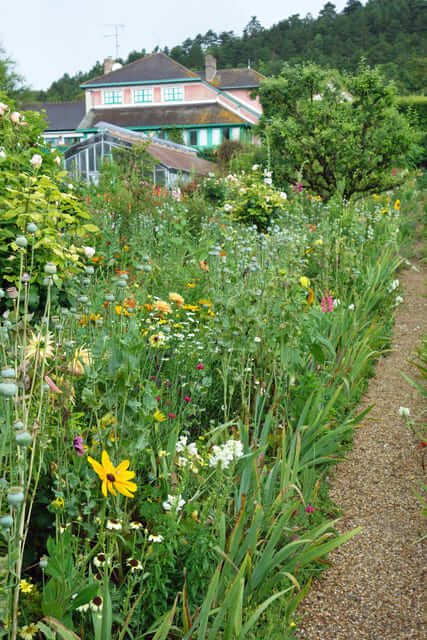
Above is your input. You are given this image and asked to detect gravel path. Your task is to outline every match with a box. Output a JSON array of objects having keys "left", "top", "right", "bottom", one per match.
[{"left": 297, "top": 251, "right": 426, "bottom": 640}]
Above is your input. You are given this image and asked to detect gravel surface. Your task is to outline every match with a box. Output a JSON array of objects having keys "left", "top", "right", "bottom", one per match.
[{"left": 296, "top": 252, "right": 426, "bottom": 640}]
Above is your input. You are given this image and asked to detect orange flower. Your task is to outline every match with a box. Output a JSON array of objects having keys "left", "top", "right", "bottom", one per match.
[
  {"left": 307, "top": 288, "right": 315, "bottom": 305},
  {"left": 200, "top": 260, "right": 209, "bottom": 272},
  {"left": 154, "top": 300, "right": 172, "bottom": 314},
  {"left": 169, "top": 292, "right": 184, "bottom": 307}
]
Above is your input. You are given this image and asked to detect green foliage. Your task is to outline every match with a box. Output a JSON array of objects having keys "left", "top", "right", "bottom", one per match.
[
  {"left": 0, "top": 98, "right": 95, "bottom": 298},
  {"left": 257, "top": 61, "right": 419, "bottom": 200},
  {"left": 221, "top": 167, "right": 287, "bottom": 231},
  {"left": 397, "top": 95, "right": 427, "bottom": 165}
]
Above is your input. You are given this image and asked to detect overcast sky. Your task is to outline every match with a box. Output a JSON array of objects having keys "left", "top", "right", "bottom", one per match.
[{"left": 1, "top": 0, "right": 349, "bottom": 90}]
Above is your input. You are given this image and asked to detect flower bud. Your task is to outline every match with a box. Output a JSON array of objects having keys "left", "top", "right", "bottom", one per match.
[{"left": 26, "top": 222, "right": 38, "bottom": 233}]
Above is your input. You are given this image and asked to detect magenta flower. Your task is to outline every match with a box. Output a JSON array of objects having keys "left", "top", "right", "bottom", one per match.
[
  {"left": 196, "top": 363, "right": 204, "bottom": 370},
  {"left": 168, "top": 413, "right": 176, "bottom": 419},
  {"left": 305, "top": 505, "right": 314, "bottom": 513},
  {"left": 184, "top": 396, "right": 191, "bottom": 403},
  {"left": 73, "top": 436, "right": 85, "bottom": 456},
  {"left": 327, "top": 296, "right": 334, "bottom": 312}
]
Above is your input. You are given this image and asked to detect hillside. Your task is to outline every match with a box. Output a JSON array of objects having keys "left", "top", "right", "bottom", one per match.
[{"left": 27, "top": 0, "right": 426, "bottom": 102}]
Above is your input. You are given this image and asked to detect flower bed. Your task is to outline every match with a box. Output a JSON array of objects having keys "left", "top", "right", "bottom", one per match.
[{"left": 0, "top": 97, "right": 419, "bottom": 639}]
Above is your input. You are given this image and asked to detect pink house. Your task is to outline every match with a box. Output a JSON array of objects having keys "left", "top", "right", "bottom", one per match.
[{"left": 78, "top": 52, "right": 263, "bottom": 148}]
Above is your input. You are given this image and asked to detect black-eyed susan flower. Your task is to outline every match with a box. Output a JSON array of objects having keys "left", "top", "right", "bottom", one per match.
[
  {"left": 127, "top": 557, "right": 143, "bottom": 572},
  {"left": 153, "top": 409, "right": 166, "bottom": 422},
  {"left": 149, "top": 332, "right": 165, "bottom": 347},
  {"left": 87, "top": 450, "right": 137, "bottom": 498}
]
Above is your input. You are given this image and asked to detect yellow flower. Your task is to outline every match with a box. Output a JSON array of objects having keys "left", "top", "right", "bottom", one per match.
[
  {"left": 153, "top": 409, "right": 166, "bottom": 422},
  {"left": 300, "top": 276, "right": 310, "bottom": 288},
  {"left": 314, "top": 238, "right": 323, "bottom": 246},
  {"left": 20, "top": 579, "right": 35, "bottom": 594},
  {"left": 198, "top": 299, "right": 212, "bottom": 308},
  {"left": 394, "top": 199, "right": 400, "bottom": 211},
  {"left": 154, "top": 300, "right": 172, "bottom": 314},
  {"left": 25, "top": 332, "right": 54, "bottom": 362},
  {"left": 182, "top": 304, "right": 199, "bottom": 311},
  {"left": 307, "top": 288, "right": 315, "bottom": 305},
  {"left": 18, "top": 623, "right": 39, "bottom": 639},
  {"left": 149, "top": 332, "right": 165, "bottom": 347},
  {"left": 88, "top": 450, "right": 137, "bottom": 498},
  {"left": 169, "top": 292, "right": 184, "bottom": 307},
  {"left": 51, "top": 496, "right": 65, "bottom": 510},
  {"left": 68, "top": 347, "right": 91, "bottom": 376},
  {"left": 185, "top": 282, "right": 196, "bottom": 288}
]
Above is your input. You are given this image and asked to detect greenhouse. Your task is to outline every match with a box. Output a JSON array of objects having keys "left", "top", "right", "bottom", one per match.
[{"left": 63, "top": 122, "right": 215, "bottom": 185}]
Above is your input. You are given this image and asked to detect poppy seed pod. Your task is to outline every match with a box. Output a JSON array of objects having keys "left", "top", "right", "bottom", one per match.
[
  {"left": 7, "top": 487, "right": 24, "bottom": 506},
  {"left": 15, "top": 236, "right": 28, "bottom": 248},
  {"left": 0, "top": 383, "right": 18, "bottom": 397}
]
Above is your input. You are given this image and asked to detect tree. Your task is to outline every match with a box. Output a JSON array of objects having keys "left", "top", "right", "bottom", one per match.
[
  {"left": 257, "top": 61, "right": 419, "bottom": 200},
  {"left": 0, "top": 45, "right": 27, "bottom": 98}
]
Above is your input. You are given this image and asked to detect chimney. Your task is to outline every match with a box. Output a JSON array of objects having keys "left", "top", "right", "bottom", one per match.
[
  {"left": 104, "top": 57, "right": 114, "bottom": 75},
  {"left": 205, "top": 55, "right": 217, "bottom": 83}
]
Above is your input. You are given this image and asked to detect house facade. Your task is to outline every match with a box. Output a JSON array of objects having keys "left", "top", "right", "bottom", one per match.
[{"left": 23, "top": 53, "right": 263, "bottom": 150}]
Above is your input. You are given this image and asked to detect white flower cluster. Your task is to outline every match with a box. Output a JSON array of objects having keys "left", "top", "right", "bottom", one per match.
[
  {"left": 398, "top": 406, "right": 410, "bottom": 417},
  {"left": 209, "top": 439, "right": 244, "bottom": 469},
  {"left": 175, "top": 436, "right": 201, "bottom": 471},
  {"left": 162, "top": 494, "right": 185, "bottom": 512},
  {"left": 388, "top": 279, "right": 399, "bottom": 292}
]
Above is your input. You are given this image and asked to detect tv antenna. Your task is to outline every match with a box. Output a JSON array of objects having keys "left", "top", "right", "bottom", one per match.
[{"left": 104, "top": 24, "right": 125, "bottom": 59}]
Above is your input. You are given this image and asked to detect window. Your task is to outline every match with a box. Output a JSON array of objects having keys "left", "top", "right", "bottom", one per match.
[
  {"left": 134, "top": 88, "right": 153, "bottom": 103},
  {"left": 189, "top": 129, "right": 198, "bottom": 146},
  {"left": 163, "top": 86, "right": 184, "bottom": 102},
  {"left": 103, "top": 90, "right": 123, "bottom": 105},
  {"left": 222, "top": 127, "right": 231, "bottom": 141}
]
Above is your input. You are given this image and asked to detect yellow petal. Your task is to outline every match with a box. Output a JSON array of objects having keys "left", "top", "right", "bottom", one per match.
[
  {"left": 101, "top": 480, "right": 108, "bottom": 497},
  {"left": 116, "top": 460, "right": 130, "bottom": 473},
  {"left": 88, "top": 456, "right": 104, "bottom": 479}
]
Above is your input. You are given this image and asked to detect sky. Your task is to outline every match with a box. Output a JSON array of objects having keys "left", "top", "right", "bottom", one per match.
[{"left": 1, "top": 0, "right": 349, "bottom": 90}]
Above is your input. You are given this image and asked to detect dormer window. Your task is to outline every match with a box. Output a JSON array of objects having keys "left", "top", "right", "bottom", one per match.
[
  {"left": 163, "top": 86, "right": 184, "bottom": 102},
  {"left": 103, "top": 90, "right": 123, "bottom": 105},
  {"left": 134, "top": 88, "right": 153, "bottom": 103}
]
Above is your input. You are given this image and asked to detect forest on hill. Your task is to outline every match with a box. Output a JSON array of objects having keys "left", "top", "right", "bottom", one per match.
[{"left": 15, "top": 0, "right": 427, "bottom": 102}]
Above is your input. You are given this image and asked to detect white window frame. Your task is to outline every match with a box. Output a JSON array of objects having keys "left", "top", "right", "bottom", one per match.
[
  {"left": 103, "top": 89, "right": 123, "bottom": 105},
  {"left": 133, "top": 88, "right": 153, "bottom": 104},
  {"left": 163, "top": 86, "right": 184, "bottom": 102}
]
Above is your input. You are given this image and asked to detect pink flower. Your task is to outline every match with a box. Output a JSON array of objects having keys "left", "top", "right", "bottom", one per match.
[
  {"left": 44, "top": 375, "right": 61, "bottom": 393},
  {"left": 305, "top": 505, "right": 314, "bottom": 513},
  {"left": 184, "top": 396, "right": 191, "bottom": 403},
  {"left": 168, "top": 413, "right": 176, "bottom": 419},
  {"left": 73, "top": 435, "right": 85, "bottom": 456},
  {"left": 327, "top": 296, "right": 333, "bottom": 312},
  {"left": 321, "top": 297, "right": 327, "bottom": 313},
  {"left": 10, "top": 111, "right": 21, "bottom": 124},
  {"left": 196, "top": 363, "right": 204, "bottom": 370},
  {"left": 0, "top": 102, "right": 7, "bottom": 116},
  {"left": 155, "top": 396, "right": 161, "bottom": 402},
  {"left": 30, "top": 154, "right": 43, "bottom": 168}
]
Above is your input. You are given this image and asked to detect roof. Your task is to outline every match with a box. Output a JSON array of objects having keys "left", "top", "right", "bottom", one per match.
[
  {"left": 21, "top": 101, "right": 85, "bottom": 131},
  {"left": 82, "top": 52, "right": 198, "bottom": 86},
  {"left": 65, "top": 122, "right": 216, "bottom": 176},
  {"left": 78, "top": 103, "right": 248, "bottom": 130},
  {"left": 148, "top": 141, "right": 214, "bottom": 174},
  {"left": 201, "top": 68, "right": 264, "bottom": 89}
]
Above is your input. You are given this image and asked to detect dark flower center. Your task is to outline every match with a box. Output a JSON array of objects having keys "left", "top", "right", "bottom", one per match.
[
  {"left": 129, "top": 559, "right": 138, "bottom": 567},
  {"left": 107, "top": 473, "right": 115, "bottom": 482},
  {"left": 93, "top": 596, "right": 102, "bottom": 606}
]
